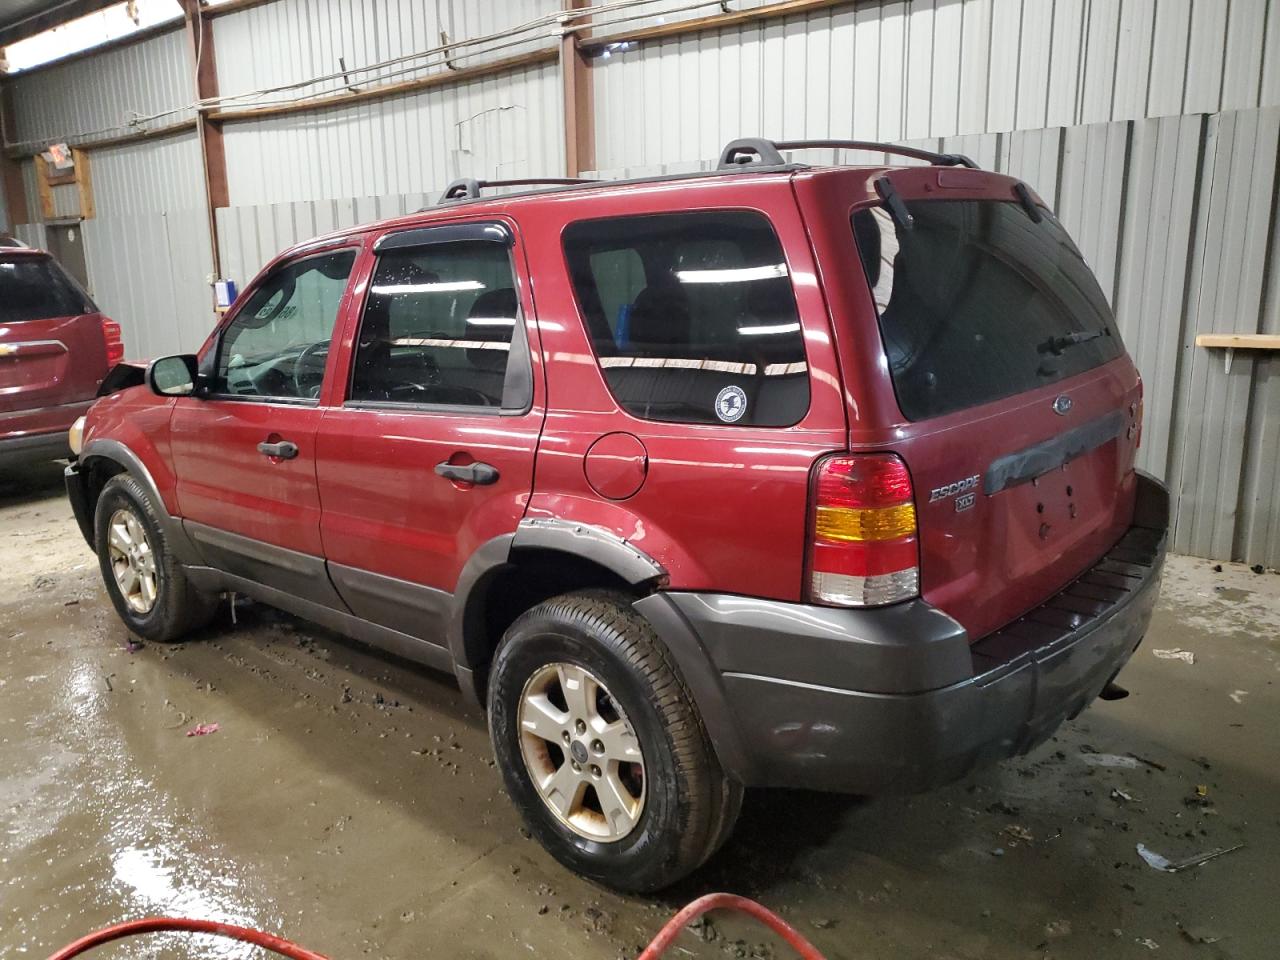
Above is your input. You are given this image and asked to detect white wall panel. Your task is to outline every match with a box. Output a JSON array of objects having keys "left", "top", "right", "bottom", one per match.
[
  {"left": 221, "top": 60, "right": 562, "bottom": 206},
  {"left": 212, "top": 0, "right": 559, "bottom": 103},
  {"left": 8, "top": 28, "right": 192, "bottom": 148},
  {"left": 90, "top": 132, "right": 205, "bottom": 217}
]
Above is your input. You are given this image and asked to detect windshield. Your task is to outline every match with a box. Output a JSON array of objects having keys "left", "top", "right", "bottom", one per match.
[
  {"left": 853, "top": 199, "right": 1122, "bottom": 421},
  {"left": 0, "top": 255, "right": 95, "bottom": 324}
]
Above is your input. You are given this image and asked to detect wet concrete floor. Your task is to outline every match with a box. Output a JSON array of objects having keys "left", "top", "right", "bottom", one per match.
[{"left": 1, "top": 461, "right": 1278, "bottom": 959}]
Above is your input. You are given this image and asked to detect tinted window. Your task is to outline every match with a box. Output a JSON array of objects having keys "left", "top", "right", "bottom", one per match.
[
  {"left": 563, "top": 212, "right": 809, "bottom": 427},
  {"left": 0, "top": 255, "right": 95, "bottom": 323},
  {"left": 853, "top": 201, "right": 1123, "bottom": 421},
  {"left": 350, "top": 239, "right": 522, "bottom": 409},
  {"left": 215, "top": 250, "right": 355, "bottom": 400}
]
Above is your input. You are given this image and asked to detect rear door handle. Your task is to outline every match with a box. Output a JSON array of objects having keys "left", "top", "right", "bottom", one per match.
[
  {"left": 435, "top": 460, "right": 500, "bottom": 485},
  {"left": 257, "top": 440, "right": 299, "bottom": 460}
]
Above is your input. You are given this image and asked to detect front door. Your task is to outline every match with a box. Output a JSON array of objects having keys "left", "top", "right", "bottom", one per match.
[
  {"left": 170, "top": 246, "right": 360, "bottom": 604},
  {"left": 314, "top": 221, "right": 543, "bottom": 643}
]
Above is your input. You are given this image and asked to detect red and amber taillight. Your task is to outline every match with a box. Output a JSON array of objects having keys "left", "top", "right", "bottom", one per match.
[
  {"left": 101, "top": 318, "right": 124, "bottom": 366},
  {"left": 806, "top": 453, "right": 920, "bottom": 607}
]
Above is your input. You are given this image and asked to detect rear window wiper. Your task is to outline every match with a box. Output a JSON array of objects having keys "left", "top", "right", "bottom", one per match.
[{"left": 1038, "top": 328, "right": 1110, "bottom": 356}]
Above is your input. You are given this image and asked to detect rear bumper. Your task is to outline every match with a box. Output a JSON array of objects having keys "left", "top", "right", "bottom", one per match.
[
  {"left": 639, "top": 471, "right": 1169, "bottom": 794},
  {"left": 0, "top": 400, "right": 91, "bottom": 467},
  {"left": 0, "top": 429, "right": 72, "bottom": 466}
]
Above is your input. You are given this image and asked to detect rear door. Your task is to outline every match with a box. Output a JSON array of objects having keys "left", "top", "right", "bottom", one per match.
[
  {"left": 314, "top": 220, "right": 543, "bottom": 644},
  {"left": 0, "top": 252, "right": 109, "bottom": 418},
  {"left": 799, "top": 168, "right": 1142, "bottom": 640}
]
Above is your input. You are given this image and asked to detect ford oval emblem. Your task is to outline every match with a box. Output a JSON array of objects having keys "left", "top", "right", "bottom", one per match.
[{"left": 1053, "top": 395, "right": 1073, "bottom": 416}]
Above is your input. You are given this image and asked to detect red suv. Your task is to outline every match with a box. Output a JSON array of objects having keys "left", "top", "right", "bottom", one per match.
[
  {"left": 65, "top": 139, "right": 1168, "bottom": 891},
  {"left": 1, "top": 243, "right": 124, "bottom": 466}
]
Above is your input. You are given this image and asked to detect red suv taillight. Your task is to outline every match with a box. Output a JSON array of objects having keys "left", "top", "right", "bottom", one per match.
[
  {"left": 806, "top": 453, "right": 920, "bottom": 607},
  {"left": 101, "top": 318, "right": 124, "bottom": 366}
]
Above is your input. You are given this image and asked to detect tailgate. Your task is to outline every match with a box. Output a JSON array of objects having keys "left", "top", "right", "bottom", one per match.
[
  {"left": 0, "top": 254, "right": 107, "bottom": 415},
  {"left": 845, "top": 172, "right": 1142, "bottom": 640}
]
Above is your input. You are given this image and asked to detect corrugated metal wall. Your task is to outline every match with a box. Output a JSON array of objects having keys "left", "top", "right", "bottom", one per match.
[
  {"left": 80, "top": 132, "right": 213, "bottom": 358},
  {"left": 221, "top": 60, "right": 563, "bottom": 206},
  {"left": 590, "top": 0, "right": 1280, "bottom": 170},
  {"left": 7, "top": 26, "right": 192, "bottom": 148}
]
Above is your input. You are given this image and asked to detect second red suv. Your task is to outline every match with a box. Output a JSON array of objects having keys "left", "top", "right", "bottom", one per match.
[
  {"left": 65, "top": 139, "right": 1167, "bottom": 890},
  {"left": 1, "top": 244, "right": 123, "bottom": 466}
]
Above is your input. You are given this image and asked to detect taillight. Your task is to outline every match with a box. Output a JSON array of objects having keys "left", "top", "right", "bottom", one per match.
[
  {"left": 806, "top": 453, "right": 920, "bottom": 607},
  {"left": 101, "top": 318, "right": 124, "bottom": 366}
]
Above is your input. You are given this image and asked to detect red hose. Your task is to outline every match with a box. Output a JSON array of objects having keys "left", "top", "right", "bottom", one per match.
[
  {"left": 637, "top": 892, "right": 827, "bottom": 960},
  {"left": 45, "top": 917, "right": 331, "bottom": 960},
  {"left": 47, "top": 892, "right": 826, "bottom": 960}
]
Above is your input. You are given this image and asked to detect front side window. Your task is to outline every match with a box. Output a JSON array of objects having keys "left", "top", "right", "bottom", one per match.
[
  {"left": 853, "top": 200, "right": 1123, "bottom": 421},
  {"left": 350, "top": 238, "right": 522, "bottom": 409},
  {"left": 563, "top": 211, "right": 810, "bottom": 427},
  {"left": 0, "top": 255, "right": 95, "bottom": 323},
  {"left": 214, "top": 250, "right": 356, "bottom": 400}
]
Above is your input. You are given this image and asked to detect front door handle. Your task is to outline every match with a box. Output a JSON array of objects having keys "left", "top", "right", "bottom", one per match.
[
  {"left": 435, "top": 460, "right": 500, "bottom": 485},
  {"left": 257, "top": 439, "right": 299, "bottom": 460}
]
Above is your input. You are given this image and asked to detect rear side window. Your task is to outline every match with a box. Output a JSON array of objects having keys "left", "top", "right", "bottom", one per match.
[
  {"left": 563, "top": 211, "right": 809, "bottom": 427},
  {"left": 853, "top": 200, "right": 1123, "bottom": 421},
  {"left": 350, "top": 239, "right": 524, "bottom": 410},
  {"left": 0, "top": 255, "right": 95, "bottom": 323}
]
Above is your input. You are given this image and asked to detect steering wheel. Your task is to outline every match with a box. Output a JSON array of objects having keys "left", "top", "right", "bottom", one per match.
[{"left": 293, "top": 340, "right": 330, "bottom": 399}]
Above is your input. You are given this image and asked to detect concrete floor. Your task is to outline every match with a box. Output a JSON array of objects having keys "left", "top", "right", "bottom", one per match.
[{"left": 2, "top": 461, "right": 1277, "bottom": 960}]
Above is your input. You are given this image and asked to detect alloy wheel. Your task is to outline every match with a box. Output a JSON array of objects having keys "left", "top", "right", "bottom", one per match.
[
  {"left": 106, "top": 507, "right": 158, "bottom": 615},
  {"left": 517, "top": 662, "right": 646, "bottom": 841}
]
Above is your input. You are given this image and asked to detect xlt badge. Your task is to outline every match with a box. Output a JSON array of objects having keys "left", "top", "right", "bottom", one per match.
[{"left": 929, "top": 474, "right": 980, "bottom": 503}]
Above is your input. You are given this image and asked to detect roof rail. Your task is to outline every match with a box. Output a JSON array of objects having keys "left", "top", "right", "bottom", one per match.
[
  {"left": 437, "top": 176, "right": 597, "bottom": 204},
  {"left": 717, "top": 137, "right": 979, "bottom": 170}
]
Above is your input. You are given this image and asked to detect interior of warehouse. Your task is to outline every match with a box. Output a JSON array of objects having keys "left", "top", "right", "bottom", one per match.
[{"left": 2, "top": 1, "right": 1279, "bottom": 958}]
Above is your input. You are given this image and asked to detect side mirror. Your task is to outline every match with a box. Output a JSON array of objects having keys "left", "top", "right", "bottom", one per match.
[{"left": 147, "top": 355, "right": 200, "bottom": 397}]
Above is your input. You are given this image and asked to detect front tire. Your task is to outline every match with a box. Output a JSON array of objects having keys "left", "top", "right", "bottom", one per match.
[
  {"left": 488, "top": 590, "right": 741, "bottom": 892},
  {"left": 94, "top": 473, "right": 219, "bottom": 643}
]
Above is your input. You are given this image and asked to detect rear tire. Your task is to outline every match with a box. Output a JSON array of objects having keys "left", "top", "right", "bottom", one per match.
[
  {"left": 488, "top": 590, "right": 741, "bottom": 892},
  {"left": 94, "top": 473, "right": 219, "bottom": 643}
]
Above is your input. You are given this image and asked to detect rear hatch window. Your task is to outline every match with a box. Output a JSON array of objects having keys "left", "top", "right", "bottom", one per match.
[
  {"left": 0, "top": 255, "right": 95, "bottom": 323},
  {"left": 563, "top": 211, "right": 809, "bottom": 427},
  {"left": 853, "top": 200, "right": 1122, "bottom": 422}
]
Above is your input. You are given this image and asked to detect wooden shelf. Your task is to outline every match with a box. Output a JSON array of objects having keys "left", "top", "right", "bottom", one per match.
[{"left": 1195, "top": 334, "right": 1280, "bottom": 373}]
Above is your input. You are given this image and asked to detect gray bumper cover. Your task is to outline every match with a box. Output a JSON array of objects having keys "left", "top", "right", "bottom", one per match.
[{"left": 637, "top": 471, "right": 1169, "bottom": 794}]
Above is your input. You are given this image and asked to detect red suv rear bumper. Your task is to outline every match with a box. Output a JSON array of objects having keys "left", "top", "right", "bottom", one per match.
[
  {"left": 0, "top": 400, "right": 91, "bottom": 467},
  {"left": 639, "top": 472, "right": 1169, "bottom": 794}
]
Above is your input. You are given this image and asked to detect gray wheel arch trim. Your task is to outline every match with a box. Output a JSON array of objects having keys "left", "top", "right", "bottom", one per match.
[
  {"left": 79, "top": 439, "right": 201, "bottom": 564},
  {"left": 511, "top": 518, "right": 667, "bottom": 585}
]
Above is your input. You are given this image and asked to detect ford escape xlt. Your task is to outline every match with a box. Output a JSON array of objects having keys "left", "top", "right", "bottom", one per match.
[
  {"left": 65, "top": 138, "right": 1168, "bottom": 891},
  {"left": 1, "top": 246, "right": 123, "bottom": 467}
]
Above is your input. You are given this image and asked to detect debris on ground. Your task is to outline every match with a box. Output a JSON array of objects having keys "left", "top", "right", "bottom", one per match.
[
  {"left": 1230, "top": 690, "right": 1249, "bottom": 703},
  {"left": 1043, "top": 919, "right": 1072, "bottom": 939},
  {"left": 1082, "top": 752, "right": 1141, "bottom": 769},
  {"left": 1251, "top": 564, "right": 1265, "bottom": 574},
  {"left": 1152, "top": 648, "right": 1195, "bottom": 664},
  {"left": 186, "top": 722, "right": 220, "bottom": 737},
  {"left": 1135, "top": 937, "right": 1160, "bottom": 950},
  {"left": 686, "top": 915, "right": 718, "bottom": 942},
  {"left": 1110, "top": 788, "right": 1137, "bottom": 803},
  {"left": 811, "top": 918, "right": 837, "bottom": 930},
  {"left": 1001, "top": 824, "right": 1034, "bottom": 844},
  {"left": 1178, "top": 925, "right": 1222, "bottom": 945},
  {"left": 1136, "top": 842, "right": 1243, "bottom": 872}
]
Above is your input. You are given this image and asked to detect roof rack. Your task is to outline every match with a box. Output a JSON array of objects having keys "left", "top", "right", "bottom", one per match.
[
  {"left": 437, "top": 177, "right": 597, "bottom": 204},
  {"left": 717, "top": 137, "right": 979, "bottom": 170}
]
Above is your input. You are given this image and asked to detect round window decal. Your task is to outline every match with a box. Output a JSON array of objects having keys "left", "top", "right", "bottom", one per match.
[{"left": 715, "top": 385, "right": 748, "bottom": 423}]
